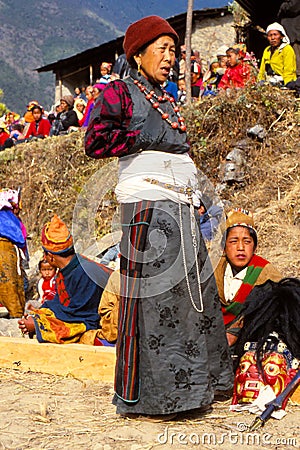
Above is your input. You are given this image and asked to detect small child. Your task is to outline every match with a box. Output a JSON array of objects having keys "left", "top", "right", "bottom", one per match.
[
  {"left": 37, "top": 258, "right": 57, "bottom": 304},
  {"left": 177, "top": 76, "right": 187, "bottom": 105},
  {"left": 10, "top": 123, "right": 26, "bottom": 142},
  {"left": 218, "top": 46, "right": 254, "bottom": 90}
]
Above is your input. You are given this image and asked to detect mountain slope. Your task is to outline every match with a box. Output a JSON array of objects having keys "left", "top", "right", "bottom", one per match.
[{"left": 0, "top": 0, "right": 226, "bottom": 112}]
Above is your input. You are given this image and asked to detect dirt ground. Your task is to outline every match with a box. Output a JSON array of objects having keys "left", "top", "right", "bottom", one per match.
[{"left": 0, "top": 368, "right": 299, "bottom": 450}]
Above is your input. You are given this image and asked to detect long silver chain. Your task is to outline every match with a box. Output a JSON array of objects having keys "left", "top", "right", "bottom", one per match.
[
  {"left": 165, "top": 162, "right": 204, "bottom": 313},
  {"left": 178, "top": 187, "right": 204, "bottom": 313}
]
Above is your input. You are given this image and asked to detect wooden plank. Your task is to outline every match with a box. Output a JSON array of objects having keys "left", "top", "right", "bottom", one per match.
[
  {"left": 291, "top": 386, "right": 300, "bottom": 405},
  {"left": 1, "top": 337, "right": 298, "bottom": 403},
  {"left": 0, "top": 337, "right": 115, "bottom": 383}
]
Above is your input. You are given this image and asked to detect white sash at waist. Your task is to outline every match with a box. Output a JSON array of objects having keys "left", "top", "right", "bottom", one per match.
[{"left": 115, "top": 151, "right": 200, "bottom": 206}]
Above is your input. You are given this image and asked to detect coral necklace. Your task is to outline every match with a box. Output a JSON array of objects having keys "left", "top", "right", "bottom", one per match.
[{"left": 132, "top": 78, "right": 187, "bottom": 133}]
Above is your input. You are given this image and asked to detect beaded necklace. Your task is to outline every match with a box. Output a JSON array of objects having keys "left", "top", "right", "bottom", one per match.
[{"left": 131, "top": 77, "right": 187, "bottom": 133}]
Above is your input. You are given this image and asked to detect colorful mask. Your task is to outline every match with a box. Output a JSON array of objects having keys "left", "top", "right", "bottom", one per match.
[{"left": 232, "top": 334, "right": 299, "bottom": 408}]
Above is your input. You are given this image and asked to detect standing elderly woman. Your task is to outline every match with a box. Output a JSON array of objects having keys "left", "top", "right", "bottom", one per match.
[
  {"left": 85, "top": 15, "right": 233, "bottom": 420},
  {"left": 258, "top": 22, "right": 298, "bottom": 90}
]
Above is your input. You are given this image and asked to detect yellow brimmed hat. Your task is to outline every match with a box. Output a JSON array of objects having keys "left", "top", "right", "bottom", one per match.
[{"left": 222, "top": 208, "right": 257, "bottom": 235}]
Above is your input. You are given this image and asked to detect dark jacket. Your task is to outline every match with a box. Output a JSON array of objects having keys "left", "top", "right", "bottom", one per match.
[
  {"left": 59, "top": 109, "right": 79, "bottom": 130},
  {"left": 278, "top": 0, "right": 300, "bottom": 43},
  {"left": 50, "top": 109, "right": 79, "bottom": 136}
]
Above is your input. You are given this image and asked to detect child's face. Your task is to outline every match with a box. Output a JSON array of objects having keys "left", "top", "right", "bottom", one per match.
[
  {"left": 40, "top": 262, "right": 56, "bottom": 280},
  {"left": 211, "top": 62, "right": 219, "bottom": 72},
  {"left": 76, "top": 103, "right": 85, "bottom": 112},
  {"left": 32, "top": 109, "right": 42, "bottom": 121},
  {"left": 100, "top": 67, "right": 109, "bottom": 76},
  {"left": 178, "top": 79, "right": 186, "bottom": 91},
  {"left": 227, "top": 51, "right": 239, "bottom": 67},
  {"left": 218, "top": 56, "right": 227, "bottom": 68}
]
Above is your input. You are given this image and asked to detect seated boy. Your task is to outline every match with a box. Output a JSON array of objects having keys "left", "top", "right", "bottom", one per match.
[{"left": 214, "top": 208, "right": 282, "bottom": 349}]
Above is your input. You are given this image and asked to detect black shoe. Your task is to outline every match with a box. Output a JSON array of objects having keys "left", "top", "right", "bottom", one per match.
[
  {"left": 214, "top": 388, "right": 233, "bottom": 402},
  {"left": 120, "top": 412, "right": 177, "bottom": 422},
  {"left": 176, "top": 404, "right": 213, "bottom": 420}
]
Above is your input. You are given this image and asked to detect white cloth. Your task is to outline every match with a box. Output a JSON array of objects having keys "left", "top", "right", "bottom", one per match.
[
  {"left": 224, "top": 263, "right": 247, "bottom": 303},
  {"left": 116, "top": 150, "right": 200, "bottom": 206},
  {"left": 266, "top": 22, "right": 290, "bottom": 48},
  {"left": 230, "top": 385, "right": 286, "bottom": 420}
]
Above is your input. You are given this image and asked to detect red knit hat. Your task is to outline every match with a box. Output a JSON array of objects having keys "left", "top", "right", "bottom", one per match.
[{"left": 123, "top": 15, "right": 179, "bottom": 64}]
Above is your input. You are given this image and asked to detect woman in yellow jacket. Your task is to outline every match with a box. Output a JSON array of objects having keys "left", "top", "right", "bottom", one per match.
[{"left": 258, "top": 22, "right": 298, "bottom": 91}]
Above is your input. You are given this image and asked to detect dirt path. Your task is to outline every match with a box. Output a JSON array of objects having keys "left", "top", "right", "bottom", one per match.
[{"left": 0, "top": 368, "right": 299, "bottom": 450}]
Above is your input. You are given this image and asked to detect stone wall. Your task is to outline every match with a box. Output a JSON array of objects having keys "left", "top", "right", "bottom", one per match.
[{"left": 192, "top": 13, "right": 236, "bottom": 70}]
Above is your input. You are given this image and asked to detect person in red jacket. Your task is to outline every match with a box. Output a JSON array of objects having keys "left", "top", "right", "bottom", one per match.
[
  {"left": 218, "top": 46, "right": 255, "bottom": 90},
  {"left": 25, "top": 104, "right": 51, "bottom": 140},
  {"left": 0, "top": 121, "right": 14, "bottom": 150},
  {"left": 37, "top": 258, "right": 57, "bottom": 304},
  {"left": 0, "top": 123, "right": 10, "bottom": 146}
]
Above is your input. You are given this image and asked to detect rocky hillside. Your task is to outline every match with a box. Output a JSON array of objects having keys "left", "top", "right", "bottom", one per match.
[{"left": 0, "top": 85, "right": 299, "bottom": 277}]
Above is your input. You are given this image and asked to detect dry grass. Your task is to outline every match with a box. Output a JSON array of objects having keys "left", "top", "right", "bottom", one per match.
[
  {"left": 0, "top": 368, "right": 299, "bottom": 450},
  {"left": 0, "top": 84, "right": 299, "bottom": 276}
]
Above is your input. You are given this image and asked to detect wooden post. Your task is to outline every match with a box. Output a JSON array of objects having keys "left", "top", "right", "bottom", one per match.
[
  {"left": 185, "top": 0, "right": 194, "bottom": 105},
  {"left": 89, "top": 64, "right": 93, "bottom": 85}
]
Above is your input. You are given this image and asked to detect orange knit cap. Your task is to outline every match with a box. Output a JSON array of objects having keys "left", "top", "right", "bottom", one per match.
[{"left": 41, "top": 214, "right": 74, "bottom": 254}]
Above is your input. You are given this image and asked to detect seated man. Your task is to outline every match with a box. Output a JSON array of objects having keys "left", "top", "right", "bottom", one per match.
[
  {"left": 214, "top": 208, "right": 282, "bottom": 349},
  {"left": 18, "top": 214, "right": 111, "bottom": 344},
  {"left": 80, "top": 268, "right": 120, "bottom": 346},
  {"left": 49, "top": 95, "right": 79, "bottom": 136},
  {"left": 197, "top": 193, "right": 223, "bottom": 242}
]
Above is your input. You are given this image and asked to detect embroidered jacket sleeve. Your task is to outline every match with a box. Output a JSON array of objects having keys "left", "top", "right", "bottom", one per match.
[{"left": 84, "top": 81, "right": 140, "bottom": 159}]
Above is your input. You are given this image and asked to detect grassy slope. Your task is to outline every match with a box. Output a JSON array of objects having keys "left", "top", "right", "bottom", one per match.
[{"left": 0, "top": 85, "right": 299, "bottom": 277}]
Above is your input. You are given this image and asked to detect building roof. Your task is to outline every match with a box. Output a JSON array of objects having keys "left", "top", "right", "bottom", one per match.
[
  {"left": 236, "top": 0, "right": 283, "bottom": 28},
  {"left": 36, "top": 36, "right": 124, "bottom": 74},
  {"left": 36, "top": 7, "right": 229, "bottom": 74}
]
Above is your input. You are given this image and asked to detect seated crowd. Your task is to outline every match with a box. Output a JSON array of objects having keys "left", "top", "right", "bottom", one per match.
[{"left": 0, "top": 21, "right": 299, "bottom": 151}]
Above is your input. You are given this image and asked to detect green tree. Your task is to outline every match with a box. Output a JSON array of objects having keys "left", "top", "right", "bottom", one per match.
[{"left": 0, "top": 89, "right": 8, "bottom": 118}]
